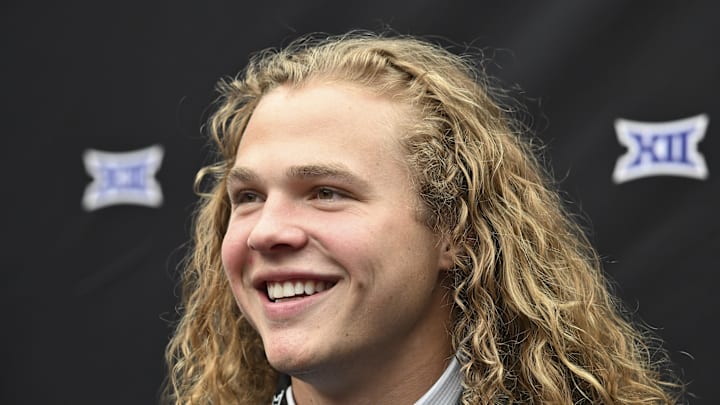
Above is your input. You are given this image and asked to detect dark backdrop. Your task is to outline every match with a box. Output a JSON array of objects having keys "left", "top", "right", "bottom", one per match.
[{"left": 3, "top": 1, "right": 717, "bottom": 403}]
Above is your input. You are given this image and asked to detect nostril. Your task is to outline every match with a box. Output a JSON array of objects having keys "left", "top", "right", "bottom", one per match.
[{"left": 247, "top": 218, "right": 310, "bottom": 252}]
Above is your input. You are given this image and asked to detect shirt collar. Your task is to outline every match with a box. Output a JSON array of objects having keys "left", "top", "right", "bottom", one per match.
[
  {"left": 284, "top": 356, "right": 462, "bottom": 405},
  {"left": 414, "top": 356, "right": 462, "bottom": 405}
]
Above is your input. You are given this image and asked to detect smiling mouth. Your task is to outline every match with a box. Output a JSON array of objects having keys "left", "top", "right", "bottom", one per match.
[{"left": 266, "top": 280, "right": 335, "bottom": 302}]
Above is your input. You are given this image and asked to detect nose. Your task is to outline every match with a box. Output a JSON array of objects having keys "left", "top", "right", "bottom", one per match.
[{"left": 246, "top": 196, "right": 308, "bottom": 253}]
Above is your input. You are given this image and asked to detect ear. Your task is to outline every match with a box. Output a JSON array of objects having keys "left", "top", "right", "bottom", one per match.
[{"left": 436, "top": 236, "right": 455, "bottom": 271}]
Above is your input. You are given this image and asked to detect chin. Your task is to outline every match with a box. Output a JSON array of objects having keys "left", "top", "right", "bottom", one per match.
[{"left": 263, "top": 339, "right": 320, "bottom": 375}]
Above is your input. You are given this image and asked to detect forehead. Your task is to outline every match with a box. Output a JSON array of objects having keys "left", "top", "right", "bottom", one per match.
[
  {"left": 241, "top": 81, "right": 412, "bottom": 149},
  {"left": 233, "top": 81, "right": 416, "bottom": 187}
]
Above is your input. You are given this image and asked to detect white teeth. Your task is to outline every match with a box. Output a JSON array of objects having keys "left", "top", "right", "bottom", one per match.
[
  {"left": 266, "top": 280, "right": 333, "bottom": 301},
  {"left": 294, "top": 281, "right": 304, "bottom": 295},
  {"left": 283, "top": 281, "right": 294, "bottom": 297},
  {"left": 304, "top": 282, "right": 315, "bottom": 295}
]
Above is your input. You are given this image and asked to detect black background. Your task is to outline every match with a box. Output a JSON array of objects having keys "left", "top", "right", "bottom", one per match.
[{"left": 3, "top": 1, "right": 718, "bottom": 403}]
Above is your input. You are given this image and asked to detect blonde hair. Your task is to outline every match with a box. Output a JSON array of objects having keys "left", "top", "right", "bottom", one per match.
[{"left": 165, "top": 32, "right": 681, "bottom": 404}]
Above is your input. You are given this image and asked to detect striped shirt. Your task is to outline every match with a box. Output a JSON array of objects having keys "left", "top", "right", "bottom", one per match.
[{"left": 282, "top": 356, "right": 462, "bottom": 405}]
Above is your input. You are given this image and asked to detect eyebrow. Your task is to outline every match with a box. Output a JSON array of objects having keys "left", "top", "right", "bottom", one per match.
[
  {"left": 226, "top": 163, "right": 369, "bottom": 189},
  {"left": 227, "top": 166, "right": 260, "bottom": 186}
]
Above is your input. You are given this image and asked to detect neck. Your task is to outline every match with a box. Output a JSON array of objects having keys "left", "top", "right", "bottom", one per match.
[
  {"left": 289, "top": 286, "right": 454, "bottom": 405},
  {"left": 291, "top": 346, "right": 453, "bottom": 405}
]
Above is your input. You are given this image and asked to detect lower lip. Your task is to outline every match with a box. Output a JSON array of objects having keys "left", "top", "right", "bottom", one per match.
[{"left": 261, "top": 287, "right": 332, "bottom": 320}]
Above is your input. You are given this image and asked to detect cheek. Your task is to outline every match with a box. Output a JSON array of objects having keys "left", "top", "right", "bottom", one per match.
[{"left": 220, "top": 226, "right": 250, "bottom": 281}]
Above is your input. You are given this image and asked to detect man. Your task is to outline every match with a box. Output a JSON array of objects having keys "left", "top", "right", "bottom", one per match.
[{"left": 165, "top": 32, "right": 680, "bottom": 404}]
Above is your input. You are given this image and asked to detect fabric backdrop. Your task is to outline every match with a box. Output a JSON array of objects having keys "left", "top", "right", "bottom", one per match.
[{"left": 3, "top": 1, "right": 717, "bottom": 403}]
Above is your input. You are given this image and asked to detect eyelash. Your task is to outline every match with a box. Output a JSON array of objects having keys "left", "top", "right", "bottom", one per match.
[
  {"left": 231, "top": 191, "right": 264, "bottom": 205},
  {"left": 313, "top": 187, "right": 344, "bottom": 201},
  {"left": 230, "top": 187, "right": 347, "bottom": 206}
]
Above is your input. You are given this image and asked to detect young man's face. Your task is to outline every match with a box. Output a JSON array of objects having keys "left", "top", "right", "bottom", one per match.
[{"left": 221, "top": 81, "right": 453, "bottom": 384}]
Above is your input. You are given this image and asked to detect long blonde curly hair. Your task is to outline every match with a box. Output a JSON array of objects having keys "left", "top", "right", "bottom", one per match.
[{"left": 164, "top": 31, "right": 682, "bottom": 404}]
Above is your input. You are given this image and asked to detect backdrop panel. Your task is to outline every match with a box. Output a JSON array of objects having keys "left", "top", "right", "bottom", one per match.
[{"left": 3, "top": 1, "right": 717, "bottom": 403}]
